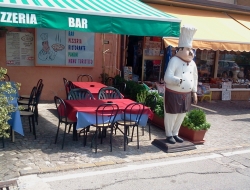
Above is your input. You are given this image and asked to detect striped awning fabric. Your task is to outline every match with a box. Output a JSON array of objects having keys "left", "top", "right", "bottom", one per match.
[{"left": 0, "top": 0, "right": 181, "bottom": 37}]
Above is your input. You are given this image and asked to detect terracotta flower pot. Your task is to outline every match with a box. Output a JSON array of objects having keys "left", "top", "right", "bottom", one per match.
[
  {"left": 151, "top": 114, "right": 165, "bottom": 130},
  {"left": 179, "top": 126, "right": 207, "bottom": 144}
]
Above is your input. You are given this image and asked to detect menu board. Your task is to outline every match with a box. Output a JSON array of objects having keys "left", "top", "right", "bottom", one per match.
[
  {"left": 143, "top": 36, "right": 162, "bottom": 56},
  {"left": 36, "top": 29, "right": 94, "bottom": 67},
  {"left": 66, "top": 31, "right": 94, "bottom": 66},
  {"left": 36, "top": 28, "right": 66, "bottom": 66},
  {"left": 6, "top": 32, "right": 34, "bottom": 66}
]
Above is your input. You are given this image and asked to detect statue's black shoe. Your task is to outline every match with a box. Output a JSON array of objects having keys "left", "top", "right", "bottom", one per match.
[
  {"left": 166, "top": 136, "right": 176, "bottom": 144},
  {"left": 173, "top": 135, "right": 184, "bottom": 143}
]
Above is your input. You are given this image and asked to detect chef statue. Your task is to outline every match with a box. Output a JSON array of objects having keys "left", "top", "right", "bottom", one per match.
[
  {"left": 164, "top": 25, "right": 198, "bottom": 144},
  {"left": 38, "top": 33, "right": 57, "bottom": 61}
]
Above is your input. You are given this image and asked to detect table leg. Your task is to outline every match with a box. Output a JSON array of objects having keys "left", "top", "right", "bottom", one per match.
[{"left": 73, "top": 123, "right": 78, "bottom": 141}]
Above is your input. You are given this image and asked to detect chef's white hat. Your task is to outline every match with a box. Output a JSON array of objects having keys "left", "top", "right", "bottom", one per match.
[
  {"left": 178, "top": 25, "right": 197, "bottom": 48},
  {"left": 40, "top": 33, "right": 48, "bottom": 42}
]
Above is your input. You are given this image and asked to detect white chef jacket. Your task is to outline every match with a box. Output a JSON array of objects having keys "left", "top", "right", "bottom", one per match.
[{"left": 164, "top": 56, "right": 198, "bottom": 93}]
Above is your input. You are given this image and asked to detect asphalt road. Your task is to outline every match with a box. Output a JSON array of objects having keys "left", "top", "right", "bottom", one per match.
[{"left": 17, "top": 148, "right": 250, "bottom": 190}]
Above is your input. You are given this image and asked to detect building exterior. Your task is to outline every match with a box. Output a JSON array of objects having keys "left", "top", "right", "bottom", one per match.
[{"left": 143, "top": 0, "right": 250, "bottom": 100}]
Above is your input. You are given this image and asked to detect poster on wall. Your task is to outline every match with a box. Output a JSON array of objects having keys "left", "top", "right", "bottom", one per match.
[
  {"left": 36, "top": 28, "right": 66, "bottom": 65},
  {"left": 6, "top": 32, "right": 34, "bottom": 66},
  {"left": 66, "top": 31, "right": 94, "bottom": 66}
]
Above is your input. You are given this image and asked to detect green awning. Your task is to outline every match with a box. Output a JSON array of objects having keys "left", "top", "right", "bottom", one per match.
[{"left": 0, "top": 0, "right": 180, "bottom": 37}]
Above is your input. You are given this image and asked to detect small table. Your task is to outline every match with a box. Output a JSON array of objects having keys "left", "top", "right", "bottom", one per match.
[
  {"left": 64, "top": 99, "right": 154, "bottom": 140},
  {"left": 72, "top": 82, "right": 107, "bottom": 99}
]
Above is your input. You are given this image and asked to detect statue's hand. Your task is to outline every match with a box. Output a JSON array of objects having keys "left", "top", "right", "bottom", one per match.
[{"left": 193, "top": 92, "right": 198, "bottom": 104}]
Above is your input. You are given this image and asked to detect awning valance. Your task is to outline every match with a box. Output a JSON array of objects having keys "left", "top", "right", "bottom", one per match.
[
  {"left": 148, "top": 3, "right": 250, "bottom": 52},
  {"left": 0, "top": 0, "right": 181, "bottom": 37}
]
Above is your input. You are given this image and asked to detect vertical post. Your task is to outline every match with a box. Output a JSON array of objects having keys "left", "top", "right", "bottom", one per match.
[{"left": 214, "top": 50, "right": 219, "bottom": 78}]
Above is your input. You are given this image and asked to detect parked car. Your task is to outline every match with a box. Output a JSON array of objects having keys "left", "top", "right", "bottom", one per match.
[{"left": 217, "top": 60, "right": 240, "bottom": 77}]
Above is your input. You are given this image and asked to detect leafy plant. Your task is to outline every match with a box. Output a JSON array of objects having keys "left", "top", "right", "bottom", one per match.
[
  {"left": 0, "top": 67, "right": 20, "bottom": 138},
  {"left": 136, "top": 90, "right": 164, "bottom": 118},
  {"left": 182, "top": 109, "right": 211, "bottom": 131}
]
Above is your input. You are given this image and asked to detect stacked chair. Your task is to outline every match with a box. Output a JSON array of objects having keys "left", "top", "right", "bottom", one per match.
[{"left": 18, "top": 79, "right": 44, "bottom": 125}]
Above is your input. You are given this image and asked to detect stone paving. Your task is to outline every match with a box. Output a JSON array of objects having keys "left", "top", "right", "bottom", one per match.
[{"left": 1, "top": 100, "right": 250, "bottom": 181}]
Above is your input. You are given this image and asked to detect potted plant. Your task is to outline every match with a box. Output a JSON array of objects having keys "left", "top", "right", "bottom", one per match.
[
  {"left": 0, "top": 67, "right": 21, "bottom": 147},
  {"left": 179, "top": 109, "right": 211, "bottom": 144}
]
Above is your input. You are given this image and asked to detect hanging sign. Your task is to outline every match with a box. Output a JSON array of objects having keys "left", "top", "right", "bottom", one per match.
[{"left": 66, "top": 31, "right": 94, "bottom": 66}]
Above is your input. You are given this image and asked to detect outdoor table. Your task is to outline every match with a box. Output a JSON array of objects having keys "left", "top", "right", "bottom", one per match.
[
  {"left": 64, "top": 99, "right": 154, "bottom": 141},
  {"left": 72, "top": 82, "right": 107, "bottom": 99},
  {"left": 0, "top": 81, "right": 24, "bottom": 142}
]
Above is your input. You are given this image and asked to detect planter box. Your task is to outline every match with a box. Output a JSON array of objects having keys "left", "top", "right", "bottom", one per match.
[
  {"left": 179, "top": 126, "right": 207, "bottom": 144},
  {"left": 151, "top": 114, "right": 164, "bottom": 130}
]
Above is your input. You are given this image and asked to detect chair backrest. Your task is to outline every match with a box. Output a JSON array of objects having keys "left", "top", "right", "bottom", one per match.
[
  {"left": 65, "top": 80, "right": 75, "bottom": 99},
  {"left": 68, "top": 88, "right": 94, "bottom": 100},
  {"left": 28, "top": 86, "right": 37, "bottom": 111},
  {"left": 105, "top": 77, "right": 116, "bottom": 86},
  {"left": 36, "top": 79, "right": 43, "bottom": 88},
  {"left": 54, "top": 96, "right": 68, "bottom": 123},
  {"left": 144, "top": 94, "right": 157, "bottom": 112},
  {"left": 98, "top": 87, "right": 123, "bottom": 99},
  {"left": 3, "top": 74, "right": 10, "bottom": 81},
  {"left": 95, "top": 103, "right": 119, "bottom": 128},
  {"left": 35, "top": 82, "right": 44, "bottom": 105},
  {"left": 63, "top": 78, "right": 68, "bottom": 86},
  {"left": 77, "top": 74, "right": 93, "bottom": 82},
  {"left": 123, "top": 102, "right": 145, "bottom": 125}
]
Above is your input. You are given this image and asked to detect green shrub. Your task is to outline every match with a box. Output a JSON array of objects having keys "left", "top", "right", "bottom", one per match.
[
  {"left": 182, "top": 109, "right": 211, "bottom": 131},
  {"left": 0, "top": 67, "right": 20, "bottom": 138}
]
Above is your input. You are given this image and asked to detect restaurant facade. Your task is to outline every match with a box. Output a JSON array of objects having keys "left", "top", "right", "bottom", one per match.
[
  {"left": 143, "top": 1, "right": 250, "bottom": 101},
  {"left": 0, "top": 0, "right": 181, "bottom": 101}
]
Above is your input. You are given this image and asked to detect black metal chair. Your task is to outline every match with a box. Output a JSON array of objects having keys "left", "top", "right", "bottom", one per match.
[
  {"left": 18, "top": 82, "right": 44, "bottom": 125},
  {"left": 20, "top": 86, "right": 37, "bottom": 139},
  {"left": 65, "top": 80, "right": 75, "bottom": 99},
  {"left": 77, "top": 74, "right": 93, "bottom": 82},
  {"left": 68, "top": 88, "right": 94, "bottom": 100},
  {"left": 3, "top": 74, "right": 10, "bottom": 81},
  {"left": 54, "top": 96, "right": 76, "bottom": 149},
  {"left": 115, "top": 102, "right": 145, "bottom": 151},
  {"left": 105, "top": 77, "right": 116, "bottom": 86},
  {"left": 98, "top": 87, "right": 123, "bottom": 99},
  {"left": 90, "top": 103, "right": 119, "bottom": 153},
  {"left": 116, "top": 82, "right": 126, "bottom": 94},
  {"left": 19, "top": 79, "right": 43, "bottom": 99},
  {"left": 67, "top": 88, "right": 94, "bottom": 135},
  {"left": 144, "top": 94, "right": 157, "bottom": 140}
]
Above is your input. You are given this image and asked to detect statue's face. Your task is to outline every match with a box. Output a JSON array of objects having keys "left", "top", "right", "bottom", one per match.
[{"left": 176, "top": 47, "right": 194, "bottom": 62}]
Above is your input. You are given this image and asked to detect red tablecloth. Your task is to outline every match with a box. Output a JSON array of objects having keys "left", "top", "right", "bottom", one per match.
[
  {"left": 64, "top": 99, "right": 154, "bottom": 122},
  {"left": 73, "top": 82, "right": 107, "bottom": 99}
]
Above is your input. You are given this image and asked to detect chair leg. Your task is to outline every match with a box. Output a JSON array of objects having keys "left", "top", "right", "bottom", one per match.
[
  {"left": 83, "top": 128, "right": 87, "bottom": 147},
  {"left": 35, "top": 105, "right": 38, "bottom": 125},
  {"left": 137, "top": 125, "right": 139, "bottom": 149},
  {"left": 62, "top": 123, "right": 67, "bottom": 149},
  {"left": 110, "top": 126, "right": 113, "bottom": 152},
  {"left": 31, "top": 116, "right": 36, "bottom": 139},
  {"left": 55, "top": 122, "right": 60, "bottom": 144},
  {"left": 28, "top": 117, "right": 32, "bottom": 132},
  {"left": 131, "top": 126, "right": 135, "bottom": 142},
  {"left": 148, "top": 123, "right": 151, "bottom": 140},
  {"left": 95, "top": 128, "right": 98, "bottom": 153},
  {"left": 68, "top": 124, "right": 72, "bottom": 133},
  {"left": 142, "top": 127, "right": 144, "bottom": 136}
]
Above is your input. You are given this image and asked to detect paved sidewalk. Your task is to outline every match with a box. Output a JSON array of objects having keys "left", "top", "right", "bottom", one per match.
[{"left": 1, "top": 100, "right": 250, "bottom": 181}]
